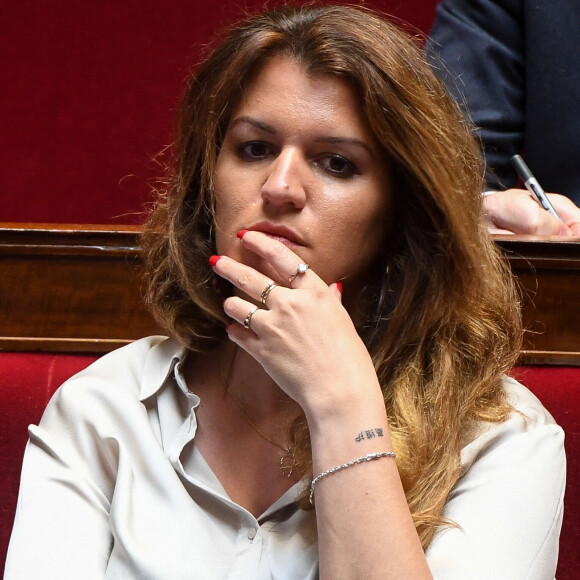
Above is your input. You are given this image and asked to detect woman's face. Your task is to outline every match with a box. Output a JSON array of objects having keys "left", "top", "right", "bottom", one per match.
[{"left": 214, "top": 55, "right": 392, "bottom": 288}]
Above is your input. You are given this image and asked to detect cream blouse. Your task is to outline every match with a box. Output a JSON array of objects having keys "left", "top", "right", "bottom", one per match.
[{"left": 6, "top": 336, "right": 565, "bottom": 579}]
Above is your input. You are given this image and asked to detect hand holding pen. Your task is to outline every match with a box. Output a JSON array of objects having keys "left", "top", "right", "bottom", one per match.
[
  {"left": 481, "top": 156, "right": 580, "bottom": 235},
  {"left": 509, "top": 154, "right": 562, "bottom": 220}
]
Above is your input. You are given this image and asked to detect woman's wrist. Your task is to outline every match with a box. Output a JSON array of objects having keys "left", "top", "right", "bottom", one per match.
[
  {"left": 301, "top": 372, "right": 386, "bottom": 427},
  {"left": 306, "top": 386, "right": 393, "bottom": 471},
  {"left": 310, "top": 450, "right": 396, "bottom": 504}
]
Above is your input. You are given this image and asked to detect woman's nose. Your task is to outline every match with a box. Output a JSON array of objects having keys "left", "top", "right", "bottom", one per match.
[{"left": 261, "top": 147, "right": 307, "bottom": 209}]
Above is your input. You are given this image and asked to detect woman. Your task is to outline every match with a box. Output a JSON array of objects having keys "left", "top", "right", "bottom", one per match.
[{"left": 6, "top": 5, "right": 564, "bottom": 578}]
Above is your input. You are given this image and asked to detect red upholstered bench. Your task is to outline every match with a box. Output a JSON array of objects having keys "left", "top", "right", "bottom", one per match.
[{"left": 1, "top": 353, "right": 579, "bottom": 577}]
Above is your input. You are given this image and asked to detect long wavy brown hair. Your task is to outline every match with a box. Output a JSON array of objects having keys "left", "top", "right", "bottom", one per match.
[{"left": 142, "top": 4, "right": 522, "bottom": 549}]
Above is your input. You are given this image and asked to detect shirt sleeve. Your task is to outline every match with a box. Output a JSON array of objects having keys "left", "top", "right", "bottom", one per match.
[
  {"left": 426, "top": 0, "right": 525, "bottom": 190},
  {"left": 425, "top": 388, "right": 565, "bottom": 579},
  {"left": 4, "top": 379, "right": 118, "bottom": 579}
]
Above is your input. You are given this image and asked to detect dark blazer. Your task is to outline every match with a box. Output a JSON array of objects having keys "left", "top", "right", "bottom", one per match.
[{"left": 427, "top": 0, "right": 580, "bottom": 204}]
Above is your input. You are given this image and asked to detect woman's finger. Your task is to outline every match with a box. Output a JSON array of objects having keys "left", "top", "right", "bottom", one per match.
[
  {"left": 210, "top": 254, "right": 287, "bottom": 307},
  {"left": 223, "top": 295, "right": 267, "bottom": 332},
  {"left": 237, "top": 230, "right": 325, "bottom": 290}
]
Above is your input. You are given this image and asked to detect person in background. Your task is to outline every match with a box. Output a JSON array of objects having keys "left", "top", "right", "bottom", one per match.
[
  {"left": 428, "top": 0, "right": 580, "bottom": 236},
  {"left": 6, "top": 5, "right": 564, "bottom": 578}
]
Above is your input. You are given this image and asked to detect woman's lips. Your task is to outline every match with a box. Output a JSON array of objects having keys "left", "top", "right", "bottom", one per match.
[
  {"left": 263, "top": 233, "right": 296, "bottom": 247},
  {"left": 248, "top": 222, "right": 305, "bottom": 247}
]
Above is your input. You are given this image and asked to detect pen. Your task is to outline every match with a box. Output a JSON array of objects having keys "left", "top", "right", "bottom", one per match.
[{"left": 510, "top": 154, "right": 561, "bottom": 220}]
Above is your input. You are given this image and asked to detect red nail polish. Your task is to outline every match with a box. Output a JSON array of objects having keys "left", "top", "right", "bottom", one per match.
[
  {"left": 237, "top": 230, "right": 249, "bottom": 239},
  {"left": 209, "top": 255, "right": 222, "bottom": 267},
  {"left": 336, "top": 281, "right": 343, "bottom": 295}
]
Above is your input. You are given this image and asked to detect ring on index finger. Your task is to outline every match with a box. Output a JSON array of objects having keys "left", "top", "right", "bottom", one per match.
[
  {"left": 288, "top": 263, "right": 309, "bottom": 286},
  {"left": 243, "top": 307, "right": 258, "bottom": 330},
  {"left": 260, "top": 281, "right": 278, "bottom": 307}
]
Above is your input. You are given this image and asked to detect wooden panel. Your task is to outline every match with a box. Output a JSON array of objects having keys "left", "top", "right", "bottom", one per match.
[
  {"left": 1, "top": 224, "right": 579, "bottom": 364},
  {"left": 0, "top": 223, "right": 162, "bottom": 353},
  {"left": 495, "top": 236, "right": 580, "bottom": 365}
]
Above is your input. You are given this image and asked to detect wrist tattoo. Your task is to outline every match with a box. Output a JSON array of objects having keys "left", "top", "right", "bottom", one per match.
[{"left": 355, "top": 427, "right": 384, "bottom": 442}]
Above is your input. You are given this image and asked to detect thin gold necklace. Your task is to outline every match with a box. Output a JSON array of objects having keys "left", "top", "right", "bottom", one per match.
[{"left": 223, "top": 347, "right": 296, "bottom": 478}]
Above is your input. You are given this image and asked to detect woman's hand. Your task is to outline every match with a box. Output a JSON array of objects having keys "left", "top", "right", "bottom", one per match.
[{"left": 210, "top": 230, "right": 379, "bottom": 418}]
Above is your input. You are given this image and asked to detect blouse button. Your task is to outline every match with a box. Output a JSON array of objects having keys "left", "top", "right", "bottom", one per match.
[{"left": 247, "top": 528, "right": 257, "bottom": 541}]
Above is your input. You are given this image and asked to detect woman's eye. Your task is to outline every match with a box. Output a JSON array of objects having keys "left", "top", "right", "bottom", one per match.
[
  {"left": 315, "top": 155, "right": 360, "bottom": 178},
  {"left": 238, "top": 141, "right": 272, "bottom": 160}
]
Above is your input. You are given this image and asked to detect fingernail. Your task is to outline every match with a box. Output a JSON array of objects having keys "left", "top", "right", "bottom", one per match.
[
  {"left": 336, "top": 281, "right": 343, "bottom": 295},
  {"left": 237, "top": 230, "right": 249, "bottom": 239},
  {"left": 209, "top": 255, "right": 222, "bottom": 267},
  {"left": 225, "top": 324, "right": 232, "bottom": 333}
]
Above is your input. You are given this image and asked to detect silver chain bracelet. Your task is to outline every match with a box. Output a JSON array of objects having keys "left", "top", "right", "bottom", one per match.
[{"left": 309, "top": 451, "right": 396, "bottom": 505}]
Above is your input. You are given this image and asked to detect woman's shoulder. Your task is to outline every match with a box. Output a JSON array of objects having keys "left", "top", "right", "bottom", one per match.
[
  {"left": 44, "top": 336, "right": 184, "bottom": 419},
  {"left": 460, "top": 375, "right": 564, "bottom": 469},
  {"left": 24, "top": 337, "right": 188, "bottom": 510},
  {"left": 430, "top": 379, "right": 565, "bottom": 577},
  {"left": 501, "top": 373, "right": 558, "bottom": 425}
]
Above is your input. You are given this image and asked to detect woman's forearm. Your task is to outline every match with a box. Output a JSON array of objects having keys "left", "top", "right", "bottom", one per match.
[{"left": 307, "top": 386, "right": 432, "bottom": 579}]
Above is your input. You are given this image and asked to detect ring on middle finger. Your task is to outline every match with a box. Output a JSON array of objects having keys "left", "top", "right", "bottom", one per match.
[
  {"left": 243, "top": 306, "right": 258, "bottom": 330},
  {"left": 260, "top": 281, "right": 278, "bottom": 307}
]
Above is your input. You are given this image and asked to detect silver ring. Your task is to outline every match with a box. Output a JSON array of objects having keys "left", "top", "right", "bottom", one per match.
[
  {"left": 260, "top": 281, "right": 278, "bottom": 307},
  {"left": 243, "top": 307, "right": 258, "bottom": 330},
  {"left": 288, "top": 263, "right": 309, "bottom": 285}
]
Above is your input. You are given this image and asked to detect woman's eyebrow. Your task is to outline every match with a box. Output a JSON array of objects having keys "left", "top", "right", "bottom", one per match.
[
  {"left": 229, "top": 116, "right": 375, "bottom": 156},
  {"left": 315, "top": 136, "right": 374, "bottom": 156},
  {"left": 229, "top": 116, "right": 276, "bottom": 134}
]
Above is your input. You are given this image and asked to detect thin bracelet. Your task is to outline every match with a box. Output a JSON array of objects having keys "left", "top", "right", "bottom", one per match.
[{"left": 309, "top": 451, "right": 396, "bottom": 505}]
